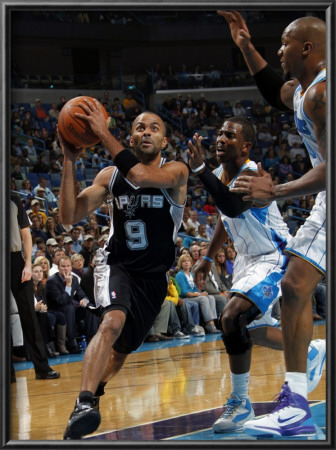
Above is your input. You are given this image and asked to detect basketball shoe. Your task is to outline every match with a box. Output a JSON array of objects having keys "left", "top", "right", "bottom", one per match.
[
  {"left": 63, "top": 399, "right": 101, "bottom": 439},
  {"left": 212, "top": 393, "right": 255, "bottom": 432},
  {"left": 307, "top": 339, "right": 326, "bottom": 393},
  {"left": 243, "top": 382, "right": 316, "bottom": 438}
]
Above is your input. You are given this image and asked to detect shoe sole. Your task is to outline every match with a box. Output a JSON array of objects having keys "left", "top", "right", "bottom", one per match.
[
  {"left": 212, "top": 411, "right": 255, "bottom": 433},
  {"left": 244, "top": 426, "right": 316, "bottom": 438},
  {"left": 64, "top": 409, "right": 101, "bottom": 439},
  {"left": 213, "top": 424, "right": 245, "bottom": 433}
]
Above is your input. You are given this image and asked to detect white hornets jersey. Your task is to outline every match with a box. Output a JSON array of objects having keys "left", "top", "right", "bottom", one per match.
[
  {"left": 293, "top": 68, "right": 326, "bottom": 169},
  {"left": 213, "top": 160, "right": 291, "bottom": 257}
]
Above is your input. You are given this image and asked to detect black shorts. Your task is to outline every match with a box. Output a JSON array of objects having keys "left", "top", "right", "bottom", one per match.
[{"left": 100, "top": 264, "right": 168, "bottom": 354}]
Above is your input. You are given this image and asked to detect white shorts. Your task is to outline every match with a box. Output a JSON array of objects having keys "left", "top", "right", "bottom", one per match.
[
  {"left": 285, "top": 192, "right": 326, "bottom": 275},
  {"left": 230, "top": 250, "right": 288, "bottom": 315}
]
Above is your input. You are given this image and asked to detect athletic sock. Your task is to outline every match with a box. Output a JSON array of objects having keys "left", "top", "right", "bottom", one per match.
[
  {"left": 230, "top": 371, "right": 250, "bottom": 399},
  {"left": 94, "top": 381, "right": 107, "bottom": 397},
  {"left": 285, "top": 372, "right": 308, "bottom": 399},
  {"left": 79, "top": 390, "right": 94, "bottom": 404}
]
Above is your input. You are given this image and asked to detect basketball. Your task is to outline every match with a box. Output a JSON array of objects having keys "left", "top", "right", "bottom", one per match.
[{"left": 58, "top": 96, "right": 108, "bottom": 148}]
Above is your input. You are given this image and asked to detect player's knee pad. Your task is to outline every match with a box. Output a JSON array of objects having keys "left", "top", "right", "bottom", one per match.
[{"left": 221, "top": 312, "right": 254, "bottom": 355}]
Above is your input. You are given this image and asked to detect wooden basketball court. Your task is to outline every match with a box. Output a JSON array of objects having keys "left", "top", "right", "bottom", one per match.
[{"left": 10, "top": 322, "right": 326, "bottom": 442}]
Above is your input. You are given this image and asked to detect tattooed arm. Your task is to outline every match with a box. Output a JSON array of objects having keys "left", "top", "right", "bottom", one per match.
[{"left": 305, "top": 81, "right": 326, "bottom": 160}]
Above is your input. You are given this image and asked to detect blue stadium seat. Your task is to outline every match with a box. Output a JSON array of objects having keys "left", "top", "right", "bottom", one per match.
[
  {"left": 38, "top": 173, "right": 51, "bottom": 181},
  {"left": 27, "top": 172, "right": 39, "bottom": 187},
  {"left": 50, "top": 173, "right": 62, "bottom": 187},
  {"left": 84, "top": 168, "right": 97, "bottom": 180},
  {"left": 76, "top": 172, "right": 85, "bottom": 181}
]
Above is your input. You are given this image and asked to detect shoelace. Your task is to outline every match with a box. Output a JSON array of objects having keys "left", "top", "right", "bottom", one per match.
[
  {"left": 271, "top": 385, "right": 292, "bottom": 412},
  {"left": 221, "top": 400, "right": 240, "bottom": 418}
]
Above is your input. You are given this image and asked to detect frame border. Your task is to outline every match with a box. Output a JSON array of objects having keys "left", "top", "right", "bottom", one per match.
[{"left": 3, "top": 1, "right": 335, "bottom": 449}]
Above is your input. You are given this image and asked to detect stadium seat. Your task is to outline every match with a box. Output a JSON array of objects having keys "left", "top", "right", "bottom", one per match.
[
  {"left": 50, "top": 173, "right": 62, "bottom": 187},
  {"left": 27, "top": 172, "right": 39, "bottom": 187},
  {"left": 84, "top": 168, "right": 97, "bottom": 180},
  {"left": 76, "top": 172, "right": 85, "bottom": 181}
]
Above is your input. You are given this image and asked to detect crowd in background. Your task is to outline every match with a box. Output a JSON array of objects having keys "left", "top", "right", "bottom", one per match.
[{"left": 10, "top": 88, "right": 326, "bottom": 360}]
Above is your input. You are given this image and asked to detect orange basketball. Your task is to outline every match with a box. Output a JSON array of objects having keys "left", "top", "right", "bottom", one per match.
[{"left": 58, "top": 96, "right": 108, "bottom": 148}]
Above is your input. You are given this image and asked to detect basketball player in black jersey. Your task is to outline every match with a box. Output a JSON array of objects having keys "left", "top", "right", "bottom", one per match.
[{"left": 59, "top": 105, "right": 189, "bottom": 439}]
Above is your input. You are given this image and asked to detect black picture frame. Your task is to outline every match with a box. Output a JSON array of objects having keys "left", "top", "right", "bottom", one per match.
[{"left": 2, "top": 1, "right": 335, "bottom": 449}]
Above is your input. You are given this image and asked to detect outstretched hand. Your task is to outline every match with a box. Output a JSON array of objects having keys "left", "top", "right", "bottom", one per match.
[
  {"left": 230, "top": 163, "right": 276, "bottom": 204},
  {"left": 187, "top": 133, "right": 205, "bottom": 172},
  {"left": 217, "top": 10, "right": 251, "bottom": 50}
]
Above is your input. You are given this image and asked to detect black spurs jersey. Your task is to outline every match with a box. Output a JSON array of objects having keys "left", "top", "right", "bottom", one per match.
[{"left": 106, "top": 159, "right": 184, "bottom": 276}]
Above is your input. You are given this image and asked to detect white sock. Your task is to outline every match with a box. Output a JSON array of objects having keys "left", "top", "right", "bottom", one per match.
[
  {"left": 285, "top": 372, "right": 308, "bottom": 399},
  {"left": 231, "top": 371, "right": 250, "bottom": 399}
]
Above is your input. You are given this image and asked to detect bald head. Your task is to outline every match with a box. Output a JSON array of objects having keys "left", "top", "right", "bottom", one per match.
[{"left": 284, "top": 16, "right": 326, "bottom": 52}]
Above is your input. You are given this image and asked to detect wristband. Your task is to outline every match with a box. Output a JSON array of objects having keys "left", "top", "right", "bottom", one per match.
[
  {"left": 113, "top": 149, "right": 140, "bottom": 178},
  {"left": 202, "top": 256, "right": 213, "bottom": 263},
  {"left": 191, "top": 162, "right": 205, "bottom": 174}
]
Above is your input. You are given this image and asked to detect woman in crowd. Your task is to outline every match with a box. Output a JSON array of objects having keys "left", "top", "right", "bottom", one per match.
[
  {"left": 43, "top": 216, "right": 58, "bottom": 240},
  {"left": 175, "top": 254, "right": 220, "bottom": 334},
  {"left": 214, "top": 249, "right": 232, "bottom": 289},
  {"left": 34, "top": 256, "right": 50, "bottom": 285}
]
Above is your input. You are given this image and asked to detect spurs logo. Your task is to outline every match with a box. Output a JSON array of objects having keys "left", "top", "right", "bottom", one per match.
[
  {"left": 125, "top": 195, "right": 139, "bottom": 218},
  {"left": 115, "top": 194, "right": 165, "bottom": 217}
]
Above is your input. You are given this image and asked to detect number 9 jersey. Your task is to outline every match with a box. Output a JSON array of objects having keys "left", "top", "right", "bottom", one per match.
[{"left": 105, "top": 160, "right": 184, "bottom": 276}]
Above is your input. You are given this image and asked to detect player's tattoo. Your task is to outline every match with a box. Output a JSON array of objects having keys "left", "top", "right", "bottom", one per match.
[
  {"left": 310, "top": 90, "right": 326, "bottom": 158},
  {"left": 311, "top": 92, "right": 325, "bottom": 112}
]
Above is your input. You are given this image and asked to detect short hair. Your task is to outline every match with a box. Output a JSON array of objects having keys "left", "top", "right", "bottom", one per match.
[
  {"left": 70, "top": 253, "right": 84, "bottom": 264},
  {"left": 58, "top": 255, "right": 71, "bottom": 267},
  {"left": 53, "top": 247, "right": 65, "bottom": 256},
  {"left": 225, "top": 116, "right": 256, "bottom": 146}
]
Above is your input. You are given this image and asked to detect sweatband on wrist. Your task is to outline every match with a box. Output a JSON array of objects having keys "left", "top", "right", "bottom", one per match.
[
  {"left": 202, "top": 256, "right": 213, "bottom": 263},
  {"left": 253, "top": 64, "right": 291, "bottom": 112},
  {"left": 113, "top": 149, "right": 140, "bottom": 177},
  {"left": 198, "top": 166, "right": 251, "bottom": 218},
  {"left": 191, "top": 162, "right": 206, "bottom": 173}
]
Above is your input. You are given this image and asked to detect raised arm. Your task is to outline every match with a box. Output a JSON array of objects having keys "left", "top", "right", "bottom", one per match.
[
  {"left": 58, "top": 130, "right": 111, "bottom": 225},
  {"left": 217, "top": 10, "right": 297, "bottom": 111},
  {"left": 217, "top": 10, "right": 266, "bottom": 75}
]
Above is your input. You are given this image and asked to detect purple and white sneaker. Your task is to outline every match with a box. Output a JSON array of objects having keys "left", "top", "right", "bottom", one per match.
[{"left": 243, "top": 382, "right": 316, "bottom": 438}]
